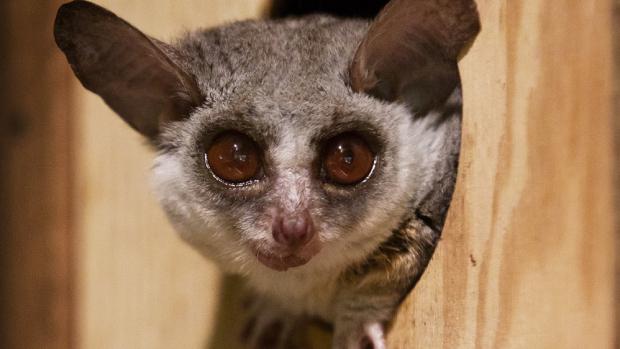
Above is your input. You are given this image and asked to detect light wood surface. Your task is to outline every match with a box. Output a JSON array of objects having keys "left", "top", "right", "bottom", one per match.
[
  {"left": 388, "top": 1, "right": 617, "bottom": 348},
  {"left": 613, "top": 0, "right": 620, "bottom": 344},
  {"left": 73, "top": 1, "right": 267, "bottom": 349}
]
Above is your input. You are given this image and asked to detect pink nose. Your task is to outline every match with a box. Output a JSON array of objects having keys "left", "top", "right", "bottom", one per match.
[{"left": 272, "top": 211, "right": 315, "bottom": 248}]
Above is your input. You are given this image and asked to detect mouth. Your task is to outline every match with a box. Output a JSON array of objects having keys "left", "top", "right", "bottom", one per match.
[
  {"left": 250, "top": 243, "right": 321, "bottom": 271},
  {"left": 254, "top": 249, "right": 311, "bottom": 271}
]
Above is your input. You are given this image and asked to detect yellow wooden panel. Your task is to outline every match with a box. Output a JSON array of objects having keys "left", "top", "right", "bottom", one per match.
[
  {"left": 614, "top": 0, "right": 620, "bottom": 342},
  {"left": 388, "top": 0, "right": 616, "bottom": 348},
  {"left": 73, "top": 1, "right": 267, "bottom": 348}
]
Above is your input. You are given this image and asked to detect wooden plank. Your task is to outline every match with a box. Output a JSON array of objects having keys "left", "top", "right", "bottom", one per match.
[
  {"left": 614, "top": 0, "right": 620, "bottom": 346},
  {"left": 0, "top": 1, "right": 74, "bottom": 348},
  {"left": 387, "top": 1, "right": 616, "bottom": 348},
  {"left": 72, "top": 1, "right": 268, "bottom": 348}
]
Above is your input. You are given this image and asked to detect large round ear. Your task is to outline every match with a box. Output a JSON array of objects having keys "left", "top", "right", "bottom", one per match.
[
  {"left": 54, "top": 1, "right": 203, "bottom": 139},
  {"left": 349, "top": 0, "right": 480, "bottom": 114}
]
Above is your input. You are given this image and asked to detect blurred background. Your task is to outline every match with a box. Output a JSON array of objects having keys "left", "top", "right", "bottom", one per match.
[{"left": 0, "top": 1, "right": 618, "bottom": 348}]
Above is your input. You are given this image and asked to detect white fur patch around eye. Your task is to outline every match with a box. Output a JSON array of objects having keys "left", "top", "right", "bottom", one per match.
[
  {"left": 269, "top": 130, "right": 314, "bottom": 213},
  {"left": 151, "top": 153, "right": 189, "bottom": 221}
]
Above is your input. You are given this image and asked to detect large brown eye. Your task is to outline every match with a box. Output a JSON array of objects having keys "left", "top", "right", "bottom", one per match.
[
  {"left": 206, "top": 131, "right": 261, "bottom": 184},
  {"left": 322, "top": 133, "right": 375, "bottom": 185}
]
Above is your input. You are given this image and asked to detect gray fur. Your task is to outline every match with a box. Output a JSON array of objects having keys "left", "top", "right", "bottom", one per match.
[
  {"left": 54, "top": 2, "right": 477, "bottom": 348},
  {"left": 152, "top": 18, "right": 461, "bottom": 348}
]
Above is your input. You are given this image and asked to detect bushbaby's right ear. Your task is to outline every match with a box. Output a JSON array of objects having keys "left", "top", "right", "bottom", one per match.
[
  {"left": 54, "top": 1, "right": 202, "bottom": 139},
  {"left": 349, "top": 0, "right": 480, "bottom": 114}
]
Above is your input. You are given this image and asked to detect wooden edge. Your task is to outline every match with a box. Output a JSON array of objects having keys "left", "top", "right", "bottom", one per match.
[{"left": 613, "top": 0, "right": 620, "bottom": 346}]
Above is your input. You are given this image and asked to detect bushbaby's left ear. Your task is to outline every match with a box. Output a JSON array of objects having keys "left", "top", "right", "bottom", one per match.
[
  {"left": 349, "top": 0, "right": 480, "bottom": 113},
  {"left": 54, "top": 1, "right": 203, "bottom": 140}
]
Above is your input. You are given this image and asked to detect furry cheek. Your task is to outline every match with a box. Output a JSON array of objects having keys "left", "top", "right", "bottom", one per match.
[{"left": 151, "top": 152, "right": 247, "bottom": 269}]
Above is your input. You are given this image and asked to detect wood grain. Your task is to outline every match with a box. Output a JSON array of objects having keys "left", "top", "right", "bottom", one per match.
[
  {"left": 388, "top": 1, "right": 617, "bottom": 348},
  {"left": 72, "top": 1, "right": 267, "bottom": 349},
  {"left": 614, "top": 0, "right": 620, "bottom": 345},
  {"left": 0, "top": 1, "right": 74, "bottom": 348}
]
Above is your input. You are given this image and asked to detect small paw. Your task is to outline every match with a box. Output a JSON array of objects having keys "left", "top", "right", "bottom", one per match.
[
  {"left": 333, "top": 321, "right": 386, "bottom": 349},
  {"left": 358, "top": 322, "right": 386, "bottom": 349},
  {"left": 239, "top": 297, "right": 308, "bottom": 349}
]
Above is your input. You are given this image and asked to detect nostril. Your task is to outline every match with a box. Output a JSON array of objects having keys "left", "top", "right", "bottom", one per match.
[
  {"left": 272, "top": 216, "right": 285, "bottom": 245},
  {"left": 271, "top": 212, "right": 315, "bottom": 248},
  {"left": 296, "top": 215, "right": 314, "bottom": 246}
]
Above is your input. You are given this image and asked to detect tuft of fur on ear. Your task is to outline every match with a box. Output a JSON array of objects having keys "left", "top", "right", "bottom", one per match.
[
  {"left": 54, "top": 0, "right": 202, "bottom": 139},
  {"left": 349, "top": 0, "right": 480, "bottom": 114}
]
